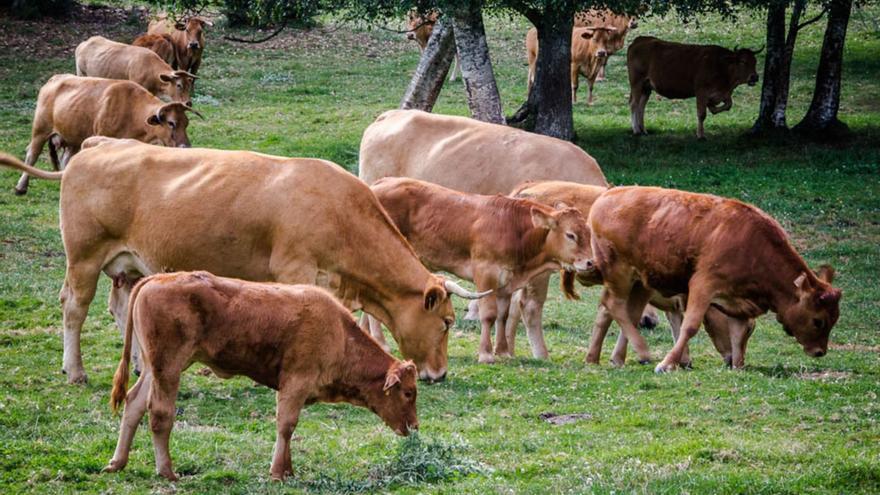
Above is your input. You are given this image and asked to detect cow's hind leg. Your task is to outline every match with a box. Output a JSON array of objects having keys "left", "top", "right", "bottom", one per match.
[
  {"left": 104, "top": 370, "right": 153, "bottom": 473},
  {"left": 59, "top": 260, "right": 102, "bottom": 383},
  {"left": 492, "top": 294, "right": 513, "bottom": 358},
  {"left": 655, "top": 283, "right": 713, "bottom": 373},
  {"left": 477, "top": 294, "right": 498, "bottom": 364},
  {"left": 14, "top": 131, "right": 51, "bottom": 195},
  {"left": 271, "top": 384, "right": 308, "bottom": 480},
  {"left": 586, "top": 298, "right": 615, "bottom": 364},
  {"left": 603, "top": 283, "right": 652, "bottom": 364},
  {"left": 149, "top": 369, "right": 182, "bottom": 481},
  {"left": 504, "top": 290, "right": 523, "bottom": 357}
]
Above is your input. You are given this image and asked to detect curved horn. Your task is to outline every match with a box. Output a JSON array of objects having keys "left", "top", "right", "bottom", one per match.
[
  {"left": 443, "top": 279, "right": 492, "bottom": 299},
  {"left": 183, "top": 104, "right": 205, "bottom": 119},
  {"left": 752, "top": 45, "right": 765, "bottom": 54},
  {"left": 174, "top": 70, "right": 199, "bottom": 80}
]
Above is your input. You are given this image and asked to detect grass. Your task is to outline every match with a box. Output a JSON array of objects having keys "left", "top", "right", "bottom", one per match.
[{"left": 1, "top": 4, "right": 879, "bottom": 494}]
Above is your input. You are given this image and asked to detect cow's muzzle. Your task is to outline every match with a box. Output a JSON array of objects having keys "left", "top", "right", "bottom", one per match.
[
  {"left": 805, "top": 346, "right": 827, "bottom": 358},
  {"left": 189, "top": 42, "right": 200, "bottom": 50},
  {"left": 406, "top": 32, "right": 416, "bottom": 40},
  {"left": 596, "top": 50, "right": 608, "bottom": 58}
]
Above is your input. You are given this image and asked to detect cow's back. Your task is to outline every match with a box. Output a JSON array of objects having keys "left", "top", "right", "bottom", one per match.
[{"left": 359, "top": 110, "right": 608, "bottom": 194}]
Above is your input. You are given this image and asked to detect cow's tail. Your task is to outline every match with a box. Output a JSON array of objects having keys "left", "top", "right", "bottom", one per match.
[
  {"left": 0, "top": 153, "right": 63, "bottom": 180},
  {"left": 561, "top": 270, "right": 580, "bottom": 300},
  {"left": 110, "top": 278, "right": 147, "bottom": 414}
]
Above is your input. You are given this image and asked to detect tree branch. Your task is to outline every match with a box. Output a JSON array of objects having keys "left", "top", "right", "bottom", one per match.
[
  {"left": 224, "top": 20, "right": 288, "bottom": 43},
  {"left": 797, "top": 7, "right": 828, "bottom": 31}
]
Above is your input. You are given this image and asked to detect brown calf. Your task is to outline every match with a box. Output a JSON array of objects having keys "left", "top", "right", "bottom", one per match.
[
  {"left": 370, "top": 177, "right": 591, "bottom": 364},
  {"left": 132, "top": 33, "right": 176, "bottom": 67},
  {"left": 588, "top": 186, "right": 841, "bottom": 373},
  {"left": 627, "top": 36, "right": 762, "bottom": 138},
  {"left": 405, "top": 9, "right": 458, "bottom": 81},
  {"left": 574, "top": 9, "right": 638, "bottom": 81},
  {"left": 527, "top": 26, "right": 617, "bottom": 105},
  {"left": 103, "top": 272, "right": 418, "bottom": 481},
  {"left": 13, "top": 74, "right": 199, "bottom": 195},
  {"left": 148, "top": 16, "right": 212, "bottom": 74}
]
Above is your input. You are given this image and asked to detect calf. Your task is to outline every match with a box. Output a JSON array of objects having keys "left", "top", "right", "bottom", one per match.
[
  {"left": 75, "top": 36, "right": 196, "bottom": 105},
  {"left": 588, "top": 186, "right": 841, "bottom": 372},
  {"left": 627, "top": 36, "right": 762, "bottom": 138},
  {"left": 405, "top": 9, "right": 458, "bottom": 81},
  {"left": 370, "top": 177, "right": 591, "bottom": 364},
  {"left": 132, "top": 33, "right": 176, "bottom": 67},
  {"left": 527, "top": 26, "right": 617, "bottom": 105},
  {"left": 574, "top": 9, "right": 637, "bottom": 81},
  {"left": 14, "top": 74, "right": 198, "bottom": 195},
  {"left": 103, "top": 272, "right": 418, "bottom": 481},
  {"left": 148, "top": 16, "right": 212, "bottom": 74}
]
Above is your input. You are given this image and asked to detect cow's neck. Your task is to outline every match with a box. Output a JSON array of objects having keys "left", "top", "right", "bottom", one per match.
[
  {"left": 756, "top": 241, "right": 812, "bottom": 315},
  {"left": 511, "top": 227, "right": 550, "bottom": 269},
  {"left": 323, "top": 320, "right": 393, "bottom": 404}
]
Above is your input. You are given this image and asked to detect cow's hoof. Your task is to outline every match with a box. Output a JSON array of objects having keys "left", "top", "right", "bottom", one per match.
[
  {"left": 158, "top": 469, "right": 179, "bottom": 482},
  {"left": 13, "top": 187, "right": 27, "bottom": 196},
  {"left": 494, "top": 350, "right": 513, "bottom": 359},
  {"left": 478, "top": 353, "right": 495, "bottom": 364},
  {"left": 638, "top": 359, "right": 652, "bottom": 365},
  {"left": 654, "top": 362, "right": 676, "bottom": 374},
  {"left": 65, "top": 370, "right": 88, "bottom": 384},
  {"left": 724, "top": 356, "right": 733, "bottom": 368},
  {"left": 585, "top": 356, "right": 600, "bottom": 365},
  {"left": 102, "top": 459, "right": 125, "bottom": 473},
  {"left": 610, "top": 359, "right": 625, "bottom": 368}
]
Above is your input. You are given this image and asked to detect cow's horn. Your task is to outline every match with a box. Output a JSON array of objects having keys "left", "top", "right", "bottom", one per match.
[
  {"left": 175, "top": 70, "right": 198, "bottom": 80},
  {"left": 753, "top": 45, "right": 765, "bottom": 54},
  {"left": 184, "top": 105, "right": 205, "bottom": 119},
  {"left": 443, "top": 280, "right": 492, "bottom": 299}
]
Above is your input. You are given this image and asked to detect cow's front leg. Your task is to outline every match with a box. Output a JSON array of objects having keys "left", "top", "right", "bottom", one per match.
[
  {"left": 570, "top": 63, "right": 580, "bottom": 103},
  {"left": 504, "top": 290, "right": 523, "bottom": 357},
  {"left": 696, "top": 95, "right": 708, "bottom": 139},
  {"left": 727, "top": 318, "right": 753, "bottom": 369},
  {"left": 602, "top": 284, "right": 652, "bottom": 364},
  {"left": 493, "top": 294, "right": 513, "bottom": 358},
  {"left": 703, "top": 308, "right": 733, "bottom": 366},
  {"left": 477, "top": 294, "right": 498, "bottom": 364},
  {"left": 520, "top": 272, "right": 551, "bottom": 359},
  {"left": 665, "top": 311, "right": 692, "bottom": 368},
  {"left": 359, "top": 314, "right": 390, "bottom": 352},
  {"left": 709, "top": 97, "right": 732, "bottom": 115},
  {"left": 656, "top": 284, "right": 713, "bottom": 373},
  {"left": 271, "top": 388, "right": 307, "bottom": 481}
]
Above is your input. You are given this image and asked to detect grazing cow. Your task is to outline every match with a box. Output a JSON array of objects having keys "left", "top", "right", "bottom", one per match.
[
  {"left": 132, "top": 33, "right": 176, "bottom": 67},
  {"left": 627, "top": 36, "right": 762, "bottom": 138},
  {"left": 359, "top": 110, "right": 608, "bottom": 194},
  {"left": 0, "top": 138, "right": 487, "bottom": 384},
  {"left": 506, "top": 180, "right": 751, "bottom": 367},
  {"left": 103, "top": 272, "right": 418, "bottom": 481},
  {"left": 574, "top": 9, "right": 638, "bottom": 80},
  {"left": 13, "top": 75, "right": 199, "bottom": 195},
  {"left": 405, "top": 9, "right": 458, "bottom": 81},
  {"left": 526, "top": 26, "right": 617, "bottom": 105},
  {"left": 370, "top": 177, "right": 591, "bottom": 364},
  {"left": 148, "top": 16, "right": 212, "bottom": 74},
  {"left": 75, "top": 36, "right": 196, "bottom": 105},
  {"left": 588, "top": 186, "right": 841, "bottom": 372}
]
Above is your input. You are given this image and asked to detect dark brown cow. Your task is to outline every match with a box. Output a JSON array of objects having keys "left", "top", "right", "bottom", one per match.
[
  {"left": 370, "top": 177, "right": 591, "bottom": 364},
  {"left": 148, "top": 16, "right": 212, "bottom": 74},
  {"left": 588, "top": 186, "right": 841, "bottom": 373},
  {"left": 103, "top": 271, "right": 418, "bottom": 481},
  {"left": 132, "top": 33, "right": 176, "bottom": 67},
  {"left": 627, "top": 36, "right": 762, "bottom": 138}
]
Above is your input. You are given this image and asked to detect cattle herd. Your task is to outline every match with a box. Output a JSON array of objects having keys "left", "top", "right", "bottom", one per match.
[{"left": 0, "top": 8, "right": 842, "bottom": 483}]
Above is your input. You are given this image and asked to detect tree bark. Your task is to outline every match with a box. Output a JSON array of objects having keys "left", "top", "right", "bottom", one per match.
[
  {"left": 451, "top": 3, "right": 505, "bottom": 123},
  {"left": 794, "top": 0, "right": 852, "bottom": 137},
  {"left": 508, "top": 5, "right": 575, "bottom": 140},
  {"left": 400, "top": 20, "right": 456, "bottom": 112}
]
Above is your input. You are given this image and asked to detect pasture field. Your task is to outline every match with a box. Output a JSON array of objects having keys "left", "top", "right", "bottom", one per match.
[{"left": 1, "top": 4, "right": 879, "bottom": 494}]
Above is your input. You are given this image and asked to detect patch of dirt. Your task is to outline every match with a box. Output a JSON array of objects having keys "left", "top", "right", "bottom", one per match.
[
  {"left": 830, "top": 343, "right": 880, "bottom": 353},
  {"left": 539, "top": 412, "right": 593, "bottom": 425},
  {"left": 796, "top": 370, "right": 853, "bottom": 381}
]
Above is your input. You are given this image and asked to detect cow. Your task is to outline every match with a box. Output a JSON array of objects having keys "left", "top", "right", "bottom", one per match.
[
  {"left": 13, "top": 74, "right": 199, "bottom": 195},
  {"left": 588, "top": 186, "right": 841, "bottom": 373},
  {"left": 103, "top": 271, "right": 418, "bottom": 481},
  {"left": 627, "top": 36, "right": 762, "bottom": 138},
  {"left": 574, "top": 9, "right": 638, "bottom": 81},
  {"left": 0, "top": 138, "right": 487, "bottom": 384},
  {"left": 526, "top": 26, "right": 617, "bottom": 105},
  {"left": 369, "top": 177, "right": 591, "bottom": 364},
  {"left": 132, "top": 33, "right": 176, "bottom": 67},
  {"left": 505, "top": 180, "right": 753, "bottom": 367},
  {"left": 405, "top": 9, "right": 458, "bottom": 81},
  {"left": 147, "top": 16, "right": 212, "bottom": 75},
  {"left": 75, "top": 36, "right": 196, "bottom": 105}
]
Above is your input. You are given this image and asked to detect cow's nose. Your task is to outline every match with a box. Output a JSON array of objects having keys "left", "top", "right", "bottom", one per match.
[
  {"left": 406, "top": 33, "right": 415, "bottom": 40},
  {"left": 812, "top": 349, "right": 826, "bottom": 358},
  {"left": 597, "top": 50, "right": 608, "bottom": 57},
  {"left": 189, "top": 42, "right": 200, "bottom": 49}
]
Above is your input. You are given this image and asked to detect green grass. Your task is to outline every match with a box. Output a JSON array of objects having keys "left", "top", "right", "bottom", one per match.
[{"left": 1, "top": 5, "right": 879, "bottom": 494}]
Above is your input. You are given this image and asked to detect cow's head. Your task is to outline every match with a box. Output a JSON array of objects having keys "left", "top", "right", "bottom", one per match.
[
  {"left": 390, "top": 275, "right": 489, "bottom": 382},
  {"left": 776, "top": 265, "right": 842, "bottom": 357},
  {"left": 627, "top": 16, "right": 639, "bottom": 30},
  {"left": 406, "top": 9, "right": 436, "bottom": 44},
  {"left": 175, "top": 17, "right": 211, "bottom": 52},
  {"left": 158, "top": 70, "right": 197, "bottom": 106},
  {"left": 146, "top": 103, "right": 202, "bottom": 148},
  {"left": 728, "top": 46, "right": 762, "bottom": 86},
  {"left": 532, "top": 204, "right": 592, "bottom": 272},
  {"left": 580, "top": 26, "right": 617, "bottom": 58},
  {"left": 365, "top": 360, "right": 419, "bottom": 436}
]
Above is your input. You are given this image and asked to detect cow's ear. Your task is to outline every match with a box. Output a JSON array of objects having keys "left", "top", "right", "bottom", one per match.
[
  {"left": 146, "top": 113, "right": 163, "bottom": 126},
  {"left": 793, "top": 271, "right": 810, "bottom": 294},
  {"left": 423, "top": 283, "right": 446, "bottom": 311},
  {"left": 531, "top": 207, "right": 557, "bottom": 230},
  {"left": 815, "top": 264, "right": 835, "bottom": 284},
  {"left": 383, "top": 363, "right": 402, "bottom": 391},
  {"left": 159, "top": 73, "right": 175, "bottom": 83}
]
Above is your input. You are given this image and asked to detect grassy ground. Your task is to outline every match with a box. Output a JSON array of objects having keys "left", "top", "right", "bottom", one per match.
[{"left": 1, "top": 4, "right": 879, "bottom": 494}]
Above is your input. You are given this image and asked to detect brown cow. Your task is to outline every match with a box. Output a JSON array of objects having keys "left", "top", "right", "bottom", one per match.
[
  {"left": 574, "top": 9, "right": 638, "bottom": 81},
  {"left": 13, "top": 74, "right": 199, "bottom": 195},
  {"left": 75, "top": 36, "right": 196, "bottom": 105},
  {"left": 506, "top": 180, "right": 752, "bottom": 367},
  {"left": 526, "top": 26, "right": 617, "bottom": 105},
  {"left": 370, "top": 177, "right": 591, "bottom": 364},
  {"left": 0, "top": 139, "right": 487, "bottom": 384},
  {"left": 405, "top": 9, "right": 458, "bottom": 81},
  {"left": 103, "top": 272, "right": 418, "bottom": 481},
  {"left": 588, "top": 186, "right": 841, "bottom": 373},
  {"left": 148, "top": 16, "right": 212, "bottom": 74},
  {"left": 627, "top": 36, "right": 762, "bottom": 138},
  {"left": 132, "top": 33, "right": 176, "bottom": 67}
]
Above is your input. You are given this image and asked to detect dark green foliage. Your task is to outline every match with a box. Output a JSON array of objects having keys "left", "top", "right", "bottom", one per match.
[{"left": 0, "top": 0, "right": 73, "bottom": 19}]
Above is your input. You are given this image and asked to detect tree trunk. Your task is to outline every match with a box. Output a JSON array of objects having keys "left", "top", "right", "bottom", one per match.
[
  {"left": 509, "top": 6, "right": 575, "bottom": 140},
  {"left": 752, "top": 2, "right": 787, "bottom": 133},
  {"left": 451, "top": 3, "right": 505, "bottom": 123},
  {"left": 400, "top": 20, "right": 456, "bottom": 112},
  {"left": 794, "top": 0, "right": 852, "bottom": 137}
]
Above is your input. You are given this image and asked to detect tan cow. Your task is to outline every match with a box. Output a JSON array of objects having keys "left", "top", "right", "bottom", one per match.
[
  {"left": 506, "top": 180, "right": 753, "bottom": 367},
  {"left": 13, "top": 75, "right": 199, "bottom": 195},
  {"left": 0, "top": 139, "right": 487, "bottom": 384},
  {"left": 405, "top": 9, "right": 458, "bottom": 81},
  {"left": 358, "top": 110, "right": 608, "bottom": 194},
  {"left": 103, "top": 272, "right": 418, "bottom": 481},
  {"left": 370, "top": 177, "right": 591, "bottom": 364},
  {"left": 588, "top": 186, "right": 841, "bottom": 372},
  {"left": 526, "top": 26, "right": 617, "bottom": 105},
  {"left": 75, "top": 36, "right": 196, "bottom": 105},
  {"left": 132, "top": 33, "right": 176, "bottom": 67},
  {"left": 574, "top": 9, "right": 638, "bottom": 81},
  {"left": 148, "top": 16, "right": 212, "bottom": 75},
  {"left": 627, "top": 36, "right": 762, "bottom": 138}
]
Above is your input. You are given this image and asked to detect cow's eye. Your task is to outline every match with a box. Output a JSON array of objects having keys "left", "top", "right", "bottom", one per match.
[
  {"left": 404, "top": 391, "right": 414, "bottom": 399},
  {"left": 168, "top": 121, "right": 176, "bottom": 129},
  {"left": 443, "top": 317, "right": 454, "bottom": 331},
  {"left": 565, "top": 232, "right": 577, "bottom": 242},
  {"left": 813, "top": 318, "right": 826, "bottom": 331}
]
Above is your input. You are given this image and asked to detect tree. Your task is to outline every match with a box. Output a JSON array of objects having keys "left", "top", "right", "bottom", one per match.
[
  {"left": 449, "top": 1, "right": 505, "bottom": 123},
  {"left": 401, "top": 20, "right": 458, "bottom": 112},
  {"left": 0, "top": 0, "right": 73, "bottom": 19}
]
